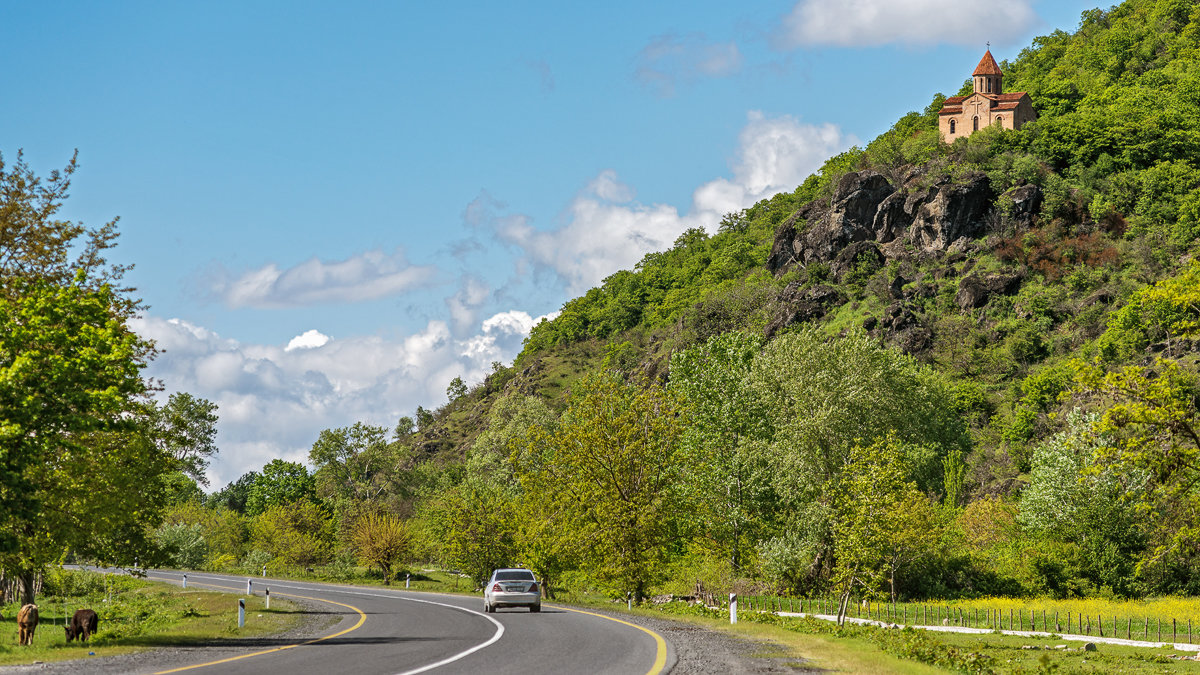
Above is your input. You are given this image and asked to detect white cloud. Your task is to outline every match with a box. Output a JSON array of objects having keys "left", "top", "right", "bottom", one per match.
[
  {"left": 495, "top": 111, "right": 854, "bottom": 293},
  {"left": 136, "top": 308, "right": 552, "bottom": 489},
  {"left": 285, "top": 329, "right": 330, "bottom": 351},
  {"left": 212, "top": 248, "right": 437, "bottom": 309},
  {"left": 778, "top": 0, "right": 1037, "bottom": 48},
  {"left": 636, "top": 33, "right": 744, "bottom": 96},
  {"left": 445, "top": 276, "right": 492, "bottom": 334}
]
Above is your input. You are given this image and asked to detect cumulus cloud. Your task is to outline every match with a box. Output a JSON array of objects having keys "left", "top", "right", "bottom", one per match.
[
  {"left": 777, "top": 0, "right": 1037, "bottom": 48},
  {"left": 285, "top": 329, "right": 330, "bottom": 351},
  {"left": 495, "top": 111, "right": 853, "bottom": 293},
  {"left": 136, "top": 308, "right": 552, "bottom": 489},
  {"left": 636, "top": 32, "right": 744, "bottom": 96},
  {"left": 212, "top": 248, "right": 437, "bottom": 309}
]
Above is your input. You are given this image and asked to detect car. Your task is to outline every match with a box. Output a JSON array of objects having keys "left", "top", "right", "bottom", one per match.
[{"left": 483, "top": 568, "right": 541, "bottom": 613}]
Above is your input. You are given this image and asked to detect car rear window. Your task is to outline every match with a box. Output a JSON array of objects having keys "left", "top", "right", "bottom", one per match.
[{"left": 495, "top": 570, "right": 535, "bottom": 581}]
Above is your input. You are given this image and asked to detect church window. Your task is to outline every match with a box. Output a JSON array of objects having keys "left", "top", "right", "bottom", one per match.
[
  {"left": 949, "top": 119, "right": 956, "bottom": 134},
  {"left": 987, "top": 78, "right": 992, "bottom": 93},
  {"left": 973, "top": 116, "right": 979, "bottom": 131}
]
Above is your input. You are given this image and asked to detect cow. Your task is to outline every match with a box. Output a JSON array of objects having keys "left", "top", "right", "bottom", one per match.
[
  {"left": 17, "top": 604, "right": 38, "bottom": 646},
  {"left": 64, "top": 608, "right": 99, "bottom": 643}
]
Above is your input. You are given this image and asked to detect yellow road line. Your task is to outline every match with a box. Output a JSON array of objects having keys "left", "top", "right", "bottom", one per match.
[
  {"left": 550, "top": 605, "right": 669, "bottom": 675},
  {"left": 153, "top": 584, "right": 367, "bottom": 674}
]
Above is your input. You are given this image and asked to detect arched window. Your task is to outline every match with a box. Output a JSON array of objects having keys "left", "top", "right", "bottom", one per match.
[
  {"left": 973, "top": 116, "right": 979, "bottom": 131},
  {"left": 949, "top": 119, "right": 956, "bottom": 134},
  {"left": 986, "top": 78, "right": 992, "bottom": 93}
]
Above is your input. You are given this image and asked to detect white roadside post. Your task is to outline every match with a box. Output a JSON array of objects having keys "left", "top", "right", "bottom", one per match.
[
  {"left": 265, "top": 588, "right": 270, "bottom": 610},
  {"left": 262, "top": 566, "right": 266, "bottom": 577},
  {"left": 730, "top": 593, "right": 738, "bottom": 624},
  {"left": 238, "top": 598, "right": 245, "bottom": 628},
  {"left": 247, "top": 579, "right": 253, "bottom": 595},
  {"left": 627, "top": 592, "right": 632, "bottom": 611},
  {"left": 182, "top": 574, "right": 187, "bottom": 589},
  {"left": 406, "top": 573, "right": 411, "bottom": 589}
]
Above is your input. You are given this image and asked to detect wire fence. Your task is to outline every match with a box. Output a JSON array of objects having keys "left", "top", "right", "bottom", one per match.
[{"left": 723, "top": 595, "right": 1199, "bottom": 644}]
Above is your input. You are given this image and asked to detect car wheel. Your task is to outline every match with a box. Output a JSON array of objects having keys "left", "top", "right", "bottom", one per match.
[
  {"left": 484, "top": 602, "right": 491, "bottom": 613},
  {"left": 530, "top": 604, "right": 541, "bottom": 613}
]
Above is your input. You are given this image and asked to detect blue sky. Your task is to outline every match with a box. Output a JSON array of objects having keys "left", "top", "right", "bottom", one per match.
[{"left": 2, "top": 0, "right": 1097, "bottom": 488}]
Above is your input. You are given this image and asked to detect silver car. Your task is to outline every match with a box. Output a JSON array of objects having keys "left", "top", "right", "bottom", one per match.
[{"left": 483, "top": 568, "right": 541, "bottom": 612}]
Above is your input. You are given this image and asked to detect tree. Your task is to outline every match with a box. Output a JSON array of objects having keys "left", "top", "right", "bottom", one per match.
[
  {"left": 246, "top": 460, "right": 317, "bottom": 517},
  {"left": 446, "top": 376, "right": 468, "bottom": 402},
  {"left": 351, "top": 511, "right": 410, "bottom": 583},
  {"left": 150, "top": 392, "right": 219, "bottom": 485},
  {"left": 668, "top": 331, "right": 775, "bottom": 575},
  {"left": 249, "top": 500, "right": 335, "bottom": 567},
  {"left": 421, "top": 482, "right": 519, "bottom": 586},
  {"left": 0, "top": 152, "right": 169, "bottom": 604},
  {"left": 309, "top": 423, "right": 407, "bottom": 518},
  {"left": 516, "top": 372, "right": 684, "bottom": 600},
  {"left": 747, "top": 328, "right": 967, "bottom": 591},
  {"left": 0, "top": 279, "right": 165, "bottom": 604},
  {"left": 832, "top": 437, "right": 940, "bottom": 620},
  {"left": 209, "top": 471, "right": 259, "bottom": 514}
]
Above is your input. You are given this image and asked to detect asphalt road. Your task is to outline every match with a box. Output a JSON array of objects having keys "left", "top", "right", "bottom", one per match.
[{"left": 137, "top": 570, "right": 673, "bottom": 675}]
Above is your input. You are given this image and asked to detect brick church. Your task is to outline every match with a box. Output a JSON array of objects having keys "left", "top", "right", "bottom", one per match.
[{"left": 938, "top": 50, "right": 1036, "bottom": 140}]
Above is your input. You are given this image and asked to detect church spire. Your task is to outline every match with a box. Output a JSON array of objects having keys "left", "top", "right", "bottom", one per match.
[{"left": 973, "top": 49, "right": 1003, "bottom": 95}]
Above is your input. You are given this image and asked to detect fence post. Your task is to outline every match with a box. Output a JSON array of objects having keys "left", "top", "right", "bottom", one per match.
[
  {"left": 1174, "top": 618, "right": 1178, "bottom": 643},
  {"left": 238, "top": 598, "right": 245, "bottom": 628},
  {"left": 1099, "top": 614, "right": 1103, "bottom": 637},
  {"left": 730, "top": 594, "right": 738, "bottom": 624}
]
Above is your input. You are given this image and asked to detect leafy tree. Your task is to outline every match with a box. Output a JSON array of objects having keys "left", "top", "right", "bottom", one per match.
[
  {"left": 209, "top": 471, "right": 259, "bottom": 514},
  {"left": 150, "top": 392, "right": 219, "bottom": 485},
  {"left": 420, "top": 482, "right": 519, "bottom": 586},
  {"left": 446, "top": 376, "right": 468, "bottom": 402},
  {"left": 249, "top": 500, "right": 335, "bottom": 567},
  {"left": 309, "top": 423, "right": 407, "bottom": 518},
  {"left": 0, "top": 279, "right": 165, "bottom": 603},
  {"left": 154, "top": 522, "right": 207, "bottom": 570},
  {"left": 747, "top": 328, "right": 967, "bottom": 591},
  {"left": 832, "top": 436, "right": 940, "bottom": 620},
  {"left": 162, "top": 499, "right": 248, "bottom": 567},
  {"left": 668, "top": 331, "right": 775, "bottom": 575},
  {"left": 516, "top": 372, "right": 685, "bottom": 600},
  {"left": 351, "top": 511, "right": 410, "bottom": 583},
  {"left": 246, "top": 460, "right": 317, "bottom": 517}
]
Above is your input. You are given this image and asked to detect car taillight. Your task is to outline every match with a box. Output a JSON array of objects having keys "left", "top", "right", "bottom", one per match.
[
  {"left": 492, "top": 583, "right": 502, "bottom": 592},
  {"left": 529, "top": 582, "right": 539, "bottom": 593}
]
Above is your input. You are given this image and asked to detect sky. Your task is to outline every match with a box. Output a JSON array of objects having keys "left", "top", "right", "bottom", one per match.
[{"left": 1, "top": 0, "right": 1099, "bottom": 489}]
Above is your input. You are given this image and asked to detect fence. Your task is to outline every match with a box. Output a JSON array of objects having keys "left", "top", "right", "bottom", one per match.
[{"left": 720, "top": 595, "right": 1198, "bottom": 644}]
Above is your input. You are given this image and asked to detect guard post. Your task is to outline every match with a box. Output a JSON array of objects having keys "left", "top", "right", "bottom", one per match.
[
  {"left": 238, "top": 598, "right": 245, "bottom": 628},
  {"left": 247, "top": 579, "right": 253, "bottom": 595},
  {"left": 406, "top": 573, "right": 411, "bottom": 589},
  {"left": 182, "top": 574, "right": 187, "bottom": 589},
  {"left": 730, "top": 593, "right": 738, "bottom": 624},
  {"left": 265, "top": 588, "right": 270, "bottom": 609}
]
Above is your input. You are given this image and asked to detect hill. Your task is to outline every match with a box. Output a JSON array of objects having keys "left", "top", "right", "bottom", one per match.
[{"left": 195, "top": 0, "right": 1200, "bottom": 604}]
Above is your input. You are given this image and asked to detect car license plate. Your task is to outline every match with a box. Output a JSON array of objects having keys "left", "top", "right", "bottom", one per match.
[{"left": 503, "top": 584, "right": 523, "bottom": 592}]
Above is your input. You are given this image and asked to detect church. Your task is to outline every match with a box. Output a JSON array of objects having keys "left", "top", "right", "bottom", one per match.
[{"left": 938, "top": 50, "right": 1036, "bottom": 139}]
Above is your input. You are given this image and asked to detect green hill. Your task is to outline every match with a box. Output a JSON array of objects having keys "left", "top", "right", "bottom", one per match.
[{"left": 197, "top": 0, "right": 1200, "bottom": 604}]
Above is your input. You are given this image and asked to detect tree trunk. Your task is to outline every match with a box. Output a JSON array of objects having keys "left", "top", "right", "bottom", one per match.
[{"left": 19, "top": 572, "right": 36, "bottom": 606}]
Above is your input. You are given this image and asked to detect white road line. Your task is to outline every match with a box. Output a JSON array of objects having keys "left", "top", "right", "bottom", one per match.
[{"left": 146, "top": 571, "right": 506, "bottom": 674}]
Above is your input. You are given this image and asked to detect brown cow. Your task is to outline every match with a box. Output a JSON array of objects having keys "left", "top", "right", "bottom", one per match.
[
  {"left": 64, "top": 608, "right": 99, "bottom": 643},
  {"left": 17, "top": 604, "right": 38, "bottom": 646}
]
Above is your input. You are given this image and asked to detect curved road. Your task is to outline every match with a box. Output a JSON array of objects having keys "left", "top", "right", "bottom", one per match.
[{"left": 137, "top": 570, "right": 673, "bottom": 675}]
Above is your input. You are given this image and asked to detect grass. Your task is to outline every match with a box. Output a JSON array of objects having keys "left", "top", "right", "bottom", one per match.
[
  {"left": 0, "top": 575, "right": 304, "bottom": 667},
  {"left": 738, "top": 594, "right": 1200, "bottom": 644}
]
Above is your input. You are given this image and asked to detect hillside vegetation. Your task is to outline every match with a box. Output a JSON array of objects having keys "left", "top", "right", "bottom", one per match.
[{"left": 164, "top": 0, "right": 1200, "bottom": 606}]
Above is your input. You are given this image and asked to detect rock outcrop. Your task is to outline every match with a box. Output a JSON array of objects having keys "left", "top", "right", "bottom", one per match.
[{"left": 768, "top": 169, "right": 998, "bottom": 276}]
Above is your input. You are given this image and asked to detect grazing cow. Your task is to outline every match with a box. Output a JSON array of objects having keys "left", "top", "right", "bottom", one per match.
[
  {"left": 64, "top": 608, "right": 99, "bottom": 643},
  {"left": 17, "top": 604, "right": 38, "bottom": 646}
]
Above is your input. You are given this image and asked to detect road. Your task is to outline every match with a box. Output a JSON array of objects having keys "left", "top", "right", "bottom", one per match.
[{"left": 135, "top": 570, "right": 673, "bottom": 675}]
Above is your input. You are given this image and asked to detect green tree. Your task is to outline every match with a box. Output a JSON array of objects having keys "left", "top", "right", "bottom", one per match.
[
  {"left": 516, "top": 372, "right": 684, "bottom": 600},
  {"left": 309, "top": 423, "right": 407, "bottom": 517},
  {"left": 446, "top": 376, "right": 468, "bottom": 402},
  {"left": 747, "top": 328, "right": 967, "bottom": 591},
  {"left": 668, "top": 331, "right": 775, "bottom": 575},
  {"left": 351, "top": 511, "right": 410, "bottom": 583},
  {"left": 246, "top": 460, "right": 317, "bottom": 517},
  {"left": 0, "top": 279, "right": 165, "bottom": 603},
  {"left": 832, "top": 437, "right": 940, "bottom": 619},
  {"left": 249, "top": 500, "right": 335, "bottom": 567},
  {"left": 150, "top": 392, "right": 219, "bottom": 485},
  {"left": 209, "top": 471, "right": 259, "bottom": 514},
  {"left": 420, "top": 482, "right": 519, "bottom": 586}
]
